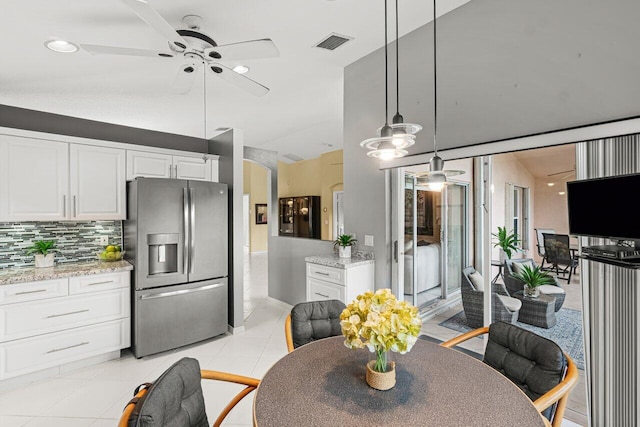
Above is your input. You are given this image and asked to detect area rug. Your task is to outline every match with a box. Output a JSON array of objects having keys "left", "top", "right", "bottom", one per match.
[{"left": 439, "top": 309, "right": 585, "bottom": 370}]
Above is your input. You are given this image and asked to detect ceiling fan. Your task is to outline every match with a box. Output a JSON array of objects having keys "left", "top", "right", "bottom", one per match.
[
  {"left": 547, "top": 167, "right": 576, "bottom": 180},
  {"left": 79, "top": 0, "right": 279, "bottom": 96}
]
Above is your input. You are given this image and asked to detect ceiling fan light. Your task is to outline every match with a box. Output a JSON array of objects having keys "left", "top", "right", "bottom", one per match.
[
  {"left": 232, "top": 65, "right": 249, "bottom": 74},
  {"left": 44, "top": 39, "right": 78, "bottom": 53}
]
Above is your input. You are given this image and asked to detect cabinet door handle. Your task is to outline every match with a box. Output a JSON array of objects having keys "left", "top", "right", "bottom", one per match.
[
  {"left": 87, "top": 280, "right": 113, "bottom": 286},
  {"left": 46, "top": 341, "right": 89, "bottom": 354},
  {"left": 169, "top": 164, "right": 173, "bottom": 178},
  {"left": 15, "top": 289, "right": 47, "bottom": 295},
  {"left": 174, "top": 164, "right": 178, "bottom": 178},
  {"left": 315, "top": 271, "right": 330, "bottom": 276},
  {"left": 314, "top": 292, "right": 330, "bottom": 298},
  {"left": 46, "top": 309, "right": 89, "bottom": 319}
]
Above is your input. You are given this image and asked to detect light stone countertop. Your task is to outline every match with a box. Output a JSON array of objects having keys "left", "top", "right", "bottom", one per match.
[
  {"left": 305, "top": 252, "right": 374, "bottom": 269},
  {"left": 0, "top": 260, "right": 133, "bottom": 286}
]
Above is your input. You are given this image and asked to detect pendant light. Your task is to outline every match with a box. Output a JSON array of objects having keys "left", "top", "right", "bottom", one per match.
[
  {"left": 390, "top": 0, "right": 422, "bottom": 137},
  {"left": 415, "top": 0, "right": 464, "bottom": 191},
  {"left": 360, "top": 0, "right": 415, "bottom": 160}
]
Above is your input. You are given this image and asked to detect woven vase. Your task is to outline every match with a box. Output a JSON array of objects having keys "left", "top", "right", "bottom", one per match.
[{"left": 366, "top": 360, "right": 396, "bottom": 391}]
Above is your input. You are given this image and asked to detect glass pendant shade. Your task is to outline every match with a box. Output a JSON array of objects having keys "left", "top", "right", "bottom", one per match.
[
  {"left": 415, "top": 154, "right": 464, "bottom": 191},
  {"left": 361, "top": 124, "right": 413, "bottom": 159}
]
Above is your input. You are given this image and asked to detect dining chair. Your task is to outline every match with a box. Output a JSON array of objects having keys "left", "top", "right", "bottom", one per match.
[
  {"left": 118, "top": 357, "right": 259, "bottom": 427},
  {"left": 534, "top": 228, "right": 556, "bottom": 270},
  {"left": 285, "top": 299, "right": 346, "bottom": 352},
  {"left": 441, "top": 322, "right": 578, "bottom": 427},
  {"left": 504, "top": 258, "right": 566, "bottom": 311}
]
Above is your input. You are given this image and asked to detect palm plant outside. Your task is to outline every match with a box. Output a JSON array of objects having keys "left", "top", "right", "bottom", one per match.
[
  {"left": 492, "top": 227, "right": 519, "bottom": 259},
  {"left": 513, "top": 265, "right": 555, "bottom": 289}
]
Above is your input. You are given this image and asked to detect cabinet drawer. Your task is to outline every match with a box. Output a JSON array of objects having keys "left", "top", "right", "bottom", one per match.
[
  {"left": 307, "top": 263, "right": 344, "bottom": 285},
  {"left": 0, "top": 288, "right": 130, "bottom": 342},
  {"left": 307, "top": 278, "right": 344, "bottom": 302},
  {"left": 69, "top": 271, "right": 130, "bottom": 294},
  {"left": 0, "top": 318, "right": 130, "bottom": 379},
  {"left": 0, "top": 278, "right": 68, "bottom": 306}
]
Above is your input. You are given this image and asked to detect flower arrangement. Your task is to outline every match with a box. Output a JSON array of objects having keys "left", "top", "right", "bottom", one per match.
[{"left": 340, "top": 289, "right": 422, "bottom": 373}]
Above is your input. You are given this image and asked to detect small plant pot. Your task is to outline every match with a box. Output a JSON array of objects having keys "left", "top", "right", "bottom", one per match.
[
  {"left": 34, "top": 253, "right": 55, "bottom": 268},
  {"left": 523, "top": 285, "right": 540, "bottom": 298},
  {"left": 366, "top": 360, "right": 396, "bottom": 390},
  {"left": 338, "top": 246, "right": 351, "bottom": 258}
]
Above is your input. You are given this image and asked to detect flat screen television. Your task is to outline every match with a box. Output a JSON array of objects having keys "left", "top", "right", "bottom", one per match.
[{"left": 567, "top": 173, "right": 640, "bottom": 240}]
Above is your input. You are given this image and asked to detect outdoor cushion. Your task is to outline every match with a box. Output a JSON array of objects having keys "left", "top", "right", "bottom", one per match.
[
  {"left": 469, "top": 271, "right": 484, "bottom": 291},
  {"left": 497, "top": 295, "right": 522, "bottom": 312},
  {"left": 538, "top": 284, "right": 565, "bottom": 295},
  {"left": 291, "top": 300, "right": 346, "bottom": 349},
  {"left": 512, "top": 260, "right": 535, "bottom": 275}
]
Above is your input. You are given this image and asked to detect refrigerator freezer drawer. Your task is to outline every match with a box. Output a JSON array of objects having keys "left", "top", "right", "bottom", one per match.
[{"left": 133, "top": 279, "right": 227, "bottom": 358}]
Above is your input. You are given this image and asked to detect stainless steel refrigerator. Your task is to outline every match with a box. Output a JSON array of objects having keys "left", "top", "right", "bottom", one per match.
[{"left": 125, "top": 178, "right": 228, "bottom": 358}]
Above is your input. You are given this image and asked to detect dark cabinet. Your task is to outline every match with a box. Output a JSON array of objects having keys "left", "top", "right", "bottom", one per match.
[{"left": 279, "top": 196, "right": 321, "bottom": 239}]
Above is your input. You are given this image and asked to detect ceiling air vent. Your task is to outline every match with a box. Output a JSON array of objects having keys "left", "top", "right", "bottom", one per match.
[
  {"left": 314, "top": 33, "right": 353, "bottom": 51},
  {"left": 283, "top": 153, "right": 304, "bottom": 162}
]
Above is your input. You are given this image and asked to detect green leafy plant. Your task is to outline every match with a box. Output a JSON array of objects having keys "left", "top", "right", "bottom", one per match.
[
  {"left": 334, "top": 234, "right": 357, "bottom": 249},
  {"left": 492, "top": 227, "right": 519, "bottom": 259},
  {"left": 25, "top": 240, "right": 57, "bottom": 256},
  {"left": 513, "top": 265, "right": 555, "bottom": 289}
]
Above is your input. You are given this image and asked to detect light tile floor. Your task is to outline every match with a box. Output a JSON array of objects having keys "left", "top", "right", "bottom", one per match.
[{"left": 0, "top": 252, "right": 586, "bottom": 426}]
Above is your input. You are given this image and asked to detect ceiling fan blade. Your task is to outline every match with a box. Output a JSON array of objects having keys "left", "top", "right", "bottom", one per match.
[
  {"left": 204, "top": 39, "right": 279, "bottom": 61},
  {"left": 81, "top": 44, "right": 175, "bottom": 58},
  {"left": 120, "top": 0, "right": 187, "bottom": 50},
  {"left": 209, "top": 63, "right": 269, "bottom": 97},
  {"left": 547, "top": 169, "right": 575, "bottom": 177},
  {"left": 171, "top": 63, "right": 200, "bottom": 94}
]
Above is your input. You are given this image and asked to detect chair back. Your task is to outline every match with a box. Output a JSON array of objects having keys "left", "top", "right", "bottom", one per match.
[
  {"left": 483, "top": 322, "right": 567, "bottom": 421},
  {"left": 535, "top": 228, "right": 555, "bottom": 256},
  {"left": 290, "top": 300, "right": 346, "bottom": 349},
  {"left": 125, "top": 357, "right": 208, "bottom": 427}
]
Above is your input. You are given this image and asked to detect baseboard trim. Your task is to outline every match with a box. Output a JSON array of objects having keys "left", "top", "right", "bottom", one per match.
[
  {"left": 266, "top": 296, "right": 293, "bottom": 310},
  {"left": 227, "top": 324, "right": 246, "bottom": 334}
]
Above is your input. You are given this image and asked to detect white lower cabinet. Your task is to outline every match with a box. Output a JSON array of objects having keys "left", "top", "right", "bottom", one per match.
[
  {"left": 0, "top": 271, "right": 131, "bottom": 380},
  {"left": 306, "top": 260, "right": 374, "bottom": 304}
]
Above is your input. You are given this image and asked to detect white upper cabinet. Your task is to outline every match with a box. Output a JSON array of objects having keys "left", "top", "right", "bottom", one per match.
[
  {"left": 173, "top": 155, "right": 212, "bottom": 181},
  {"left": 0, "top": 135, "right": 69, "bottom": 221},
  {"left": 126, "top": 150, "right": 172, "bottom": 180},
  {"left": 127, "top": 150, "right": 218, "bottom": 182},
  {"left": 70, "top": 144, "right": 126, "bottom": 220}
]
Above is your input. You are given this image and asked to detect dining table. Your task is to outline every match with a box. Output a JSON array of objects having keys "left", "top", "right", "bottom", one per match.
[{"left": 253, "top": 336, "right": 548, "bottom": 427}]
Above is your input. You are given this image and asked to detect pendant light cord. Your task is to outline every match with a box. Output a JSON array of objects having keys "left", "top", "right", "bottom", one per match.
[
  {"left": 384, "top": 0, "right": 389, "bottom": 126},
  {"left": 433, "top": 0, "right": 438, "bottom": 155},
  {"left": 395, "top": 0, "right": 400, "bottom": 116}
]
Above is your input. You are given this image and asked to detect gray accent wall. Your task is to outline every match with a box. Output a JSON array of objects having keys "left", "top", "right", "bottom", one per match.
[{"left": 209, "top": 130, "right": 244, "bottom": 329}]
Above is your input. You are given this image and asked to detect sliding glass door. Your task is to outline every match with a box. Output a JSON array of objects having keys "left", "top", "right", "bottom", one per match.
[{"left": 442, "top": 183, "right": 469, "bottom": 295}]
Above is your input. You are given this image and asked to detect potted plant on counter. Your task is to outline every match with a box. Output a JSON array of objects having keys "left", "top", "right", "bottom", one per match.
[
  {"left": 26, "top": 240, "right": 57, "bottom": 268},
  {"left": 334, "top": 234, "right": 357, "bottom": 258},
  {"left": 492, "top": 226, "right": 519, "bottom": 262}
]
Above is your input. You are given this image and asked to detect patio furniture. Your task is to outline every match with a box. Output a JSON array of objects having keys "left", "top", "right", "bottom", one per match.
[
  {"left": 543, "top": 233, "right": 579, "bottom": 283},
  {"left": 441, "top": 321, "right": 578, "bottom": 427},
  {"left": 461, "top": 266, "right": 522, "bottom": 328},
  {"left": 504, "top": 258, "right": 566, "bottom": 311},
  {"left": 254, "top": 336, "right": 549, "bottom": 426},
  {"left": 284, "top": 299, "right": 346, "bottom": 352},
  {"left": 119, "top": 357, "right": 259, "bottom": 427},
  {"left": 513, "top": 291, "right": 557, "bottom": 328},
  {"left": 535, "top": 228, "right": 556, "bottom": 270}
]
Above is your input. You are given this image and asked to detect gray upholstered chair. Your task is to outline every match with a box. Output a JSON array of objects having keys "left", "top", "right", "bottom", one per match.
[
  {"left": 119, "top": 357, "right": 259, "bottom": 427},
  {"left": 442, "top": 322, "right": 578, "bottom": 427},
  {"left": 461, "top": 266, "right": 522, "bottom": 329},
  {"left": 284, "top": 299, "right": 346, "bottom": 352},
  {"left": 504, "top": 258, "right": 566, "bottom": 311}
]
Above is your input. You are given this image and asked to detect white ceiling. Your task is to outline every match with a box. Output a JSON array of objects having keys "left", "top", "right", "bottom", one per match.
[{"left": 0, "top": 0, "right": 469, "bottom": 161}]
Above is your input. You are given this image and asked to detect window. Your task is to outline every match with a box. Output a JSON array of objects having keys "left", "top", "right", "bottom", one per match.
[{"left": 506, "top": 183, "right": 530, "bottom": 250}]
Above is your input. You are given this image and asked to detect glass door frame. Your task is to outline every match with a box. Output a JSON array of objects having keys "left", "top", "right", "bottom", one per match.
[{"left": 440, "top": 180, "right": 470, "bottom": 299}]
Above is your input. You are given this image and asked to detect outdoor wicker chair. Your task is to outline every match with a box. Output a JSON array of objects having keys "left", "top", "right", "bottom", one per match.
[{"left": 504, "top": 258, "right": 566, "bottom": 312}]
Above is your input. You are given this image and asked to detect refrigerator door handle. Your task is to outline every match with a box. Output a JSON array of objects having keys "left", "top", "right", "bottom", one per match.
[
  {"left": 189, "top": 187, "right": 196, "bottom": 274},
  {"left": 139, "top": 283, "right": 224, "bottom": 300},
  {"left": 183, "top": 187, "right": 189, "bottom": 274}
]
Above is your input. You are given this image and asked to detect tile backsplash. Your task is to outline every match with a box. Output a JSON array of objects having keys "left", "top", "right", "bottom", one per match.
[{"left": 0, "top": 221, "right": 123, "bottom": 269}]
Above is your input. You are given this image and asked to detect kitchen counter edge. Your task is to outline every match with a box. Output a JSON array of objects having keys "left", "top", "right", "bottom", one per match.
[
  {"left": 305, "top": 254, "right": 374, "bottom": 269},
  {"left": 0, "top": 260, "right": 133, "bottom": 286}
]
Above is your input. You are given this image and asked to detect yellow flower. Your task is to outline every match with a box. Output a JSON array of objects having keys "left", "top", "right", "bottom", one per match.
[{"left": 340, "top": 288, "right": 422, "bottom": 361}]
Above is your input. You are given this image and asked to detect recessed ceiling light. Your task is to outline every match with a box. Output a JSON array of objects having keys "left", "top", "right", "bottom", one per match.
[
  {"left": 547, "top": 182, "right": 555, "bottom": 186},
  {"left": 232, "top": 65, "right": 249, "bottom": 74},
  {"left": 44, "top": 39, "right": 78, "bottom": 53},
  {"left": 559, "top": 191, "right": 566, "bottom": 195}
]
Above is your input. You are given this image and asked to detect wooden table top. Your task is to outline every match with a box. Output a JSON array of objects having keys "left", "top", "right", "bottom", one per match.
[{"left": 253, "top": 336, "right": 546, "bottom": 427}]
